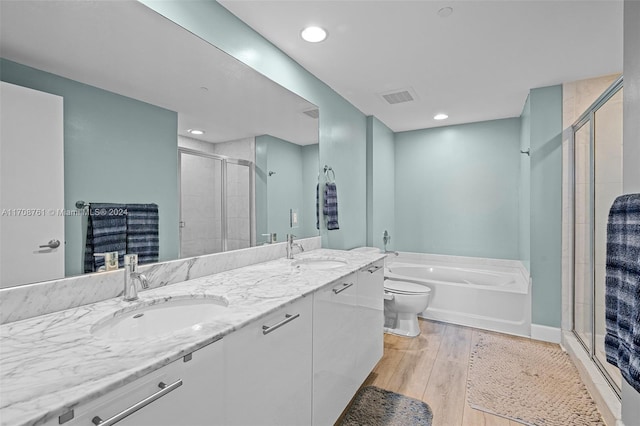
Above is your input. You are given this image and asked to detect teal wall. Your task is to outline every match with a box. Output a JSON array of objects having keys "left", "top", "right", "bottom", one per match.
[
  {"left": 519, "top": 96, "right": 531, "bottom": 271},
  {"left": 141, "top": 0, "right": 367, "bottom": 250},
  {"left": 366, "top": 116, "right": 395, "bottom": 250},
  {"left": 529, "top": 85, "right": 563, "bottom": 328},
  {"left": 302, "top": 144, "right": 320, "bottom": 238},
  {"left": 394, "top": 118, "right": 521, "bottom": 259},
  {"left": 255, "top": 135, "right": 318, "bottom": 242},
  {"left": 0, "top": 59, "right": 179, "bottom": 276}
]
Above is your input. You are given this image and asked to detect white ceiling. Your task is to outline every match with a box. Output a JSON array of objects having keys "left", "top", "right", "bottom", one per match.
[
  {"left": 219, "top": 0, "right": 624, "bottom": 132},
  {"left": 0, "top": 1, "right": 318, "bottom": 145}
]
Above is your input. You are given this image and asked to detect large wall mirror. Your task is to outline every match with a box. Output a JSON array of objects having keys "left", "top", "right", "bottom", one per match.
[{"left": 0, "top": 0, "right": 319, "bottom": 288}]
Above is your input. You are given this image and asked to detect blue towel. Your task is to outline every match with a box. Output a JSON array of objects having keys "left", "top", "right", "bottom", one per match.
[
  {"left": 125, "top": 203, "right": 159, "bottom": 265},
  {"left": 316, "top": 183, "right": 320, "bottom": 230},
  {"left": 83, "top": 203, "right": 127, "bottom": 273},
  {"left": 323, "top": 182, "right": 339, "bottom": 230},
  {"left": 605, "top": 193, "right": 640, "bottom": 392}
]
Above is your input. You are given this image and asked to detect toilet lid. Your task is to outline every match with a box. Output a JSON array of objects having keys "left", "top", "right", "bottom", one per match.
[{"left": 384, "top": 279, "right": 431, "bottom": 295}]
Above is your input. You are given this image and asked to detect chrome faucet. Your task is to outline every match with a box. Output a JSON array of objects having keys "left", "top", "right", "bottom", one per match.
[
  {"left": 382, "top": 230, "right": 398, "bottom": 255},
  {"left": 286, "top": 234, "right": 304, "bottom": 259},
  {"left": 123, "top": 254, "right": 149, "bottom": 301}
]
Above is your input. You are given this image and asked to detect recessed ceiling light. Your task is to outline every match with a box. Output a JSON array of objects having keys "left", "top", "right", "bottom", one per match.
[
  {"left": 301, "top": 26, "right": 327, "bottom": 43},
  {"left": 434, "top": 113, "right": 449, "bottom": 120},
  {"left": 437, "top": 7, "right": 453, "bottom": 18},
  {"left": 188, "top": 129, "right": 205, "bottom": 135}
]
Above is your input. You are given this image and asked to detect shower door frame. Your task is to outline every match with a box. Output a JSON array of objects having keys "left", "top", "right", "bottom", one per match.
[
  {"left": 570, "top": 76, "right": 623, "bottom": 398},
  {"left": 178, "top": 147, "right": 255, "bottom": 257}
]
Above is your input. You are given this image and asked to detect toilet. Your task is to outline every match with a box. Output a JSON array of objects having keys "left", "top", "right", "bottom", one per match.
[
  {"left": 350, "top": 246, "right": 431, "bottom": 338},
  {"left": 383, "top": 279, "right": 431, "bottom": 337}
]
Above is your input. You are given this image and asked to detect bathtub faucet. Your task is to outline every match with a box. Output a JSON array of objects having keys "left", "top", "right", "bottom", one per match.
[{"left": 382, "top": 230, "right": 397, "bottom": 255}]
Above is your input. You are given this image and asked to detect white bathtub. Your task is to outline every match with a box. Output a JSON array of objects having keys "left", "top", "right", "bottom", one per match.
[{"left": 385, "top": 252, "right": 531, "bottom": 337}]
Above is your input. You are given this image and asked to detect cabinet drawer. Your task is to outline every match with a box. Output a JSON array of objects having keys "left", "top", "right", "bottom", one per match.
[
  {"left": 313, "top": 272, "right": 359, "bottom": 426},
  {"left": 356, "top": 260, "right": 384, "bottom": 380},
  {"left": 56, "top": 340, "right": 224, "bottom": 426},
  {"left": 224, "top": 296, "right": 313, "bottom": 426}
]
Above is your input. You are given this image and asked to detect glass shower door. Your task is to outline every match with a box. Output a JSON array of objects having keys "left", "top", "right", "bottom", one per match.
[
  {"left": 179, "top": 151, "right": 223, "bottom": 257},
  {"left": 225, "top": 160, "right": 253, "bottom": 251},
  {"left": 572, "top": 79, "right": 623, "bottom": 395},
  {"left": 593, "top": 88, "right": 623, "bottom": 389},
  {"left": 573, "top": 121, "right": 593, "bottom": 353}
]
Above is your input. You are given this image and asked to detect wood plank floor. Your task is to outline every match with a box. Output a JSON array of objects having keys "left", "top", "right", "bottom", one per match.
[{"left": 359, "top": 319, "right": 525, "bottom": 426}]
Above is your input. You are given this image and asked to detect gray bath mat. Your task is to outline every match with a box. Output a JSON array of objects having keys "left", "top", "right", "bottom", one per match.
[
  {"left": 467, "top": 332, "right": 604, "bottom": 425},
  {"left": 339, "top": 386, "right": 433, "bottom": 426}
]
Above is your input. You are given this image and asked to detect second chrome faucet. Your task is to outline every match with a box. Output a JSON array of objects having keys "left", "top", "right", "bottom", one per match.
[{"left": 286, "top": 234, "right": 304, "bottom": 259}]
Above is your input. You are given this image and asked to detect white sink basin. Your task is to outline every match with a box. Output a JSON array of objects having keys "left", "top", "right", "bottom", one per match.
[
  {"left": 292, "top": 257, "right": 348, "bottom": 270},
  {"left": 91, "top": 297, "right": 229, "bottom": 340}
]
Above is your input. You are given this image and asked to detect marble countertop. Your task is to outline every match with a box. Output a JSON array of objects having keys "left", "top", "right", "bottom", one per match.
[{"left": 0, "top": 249, "right": 385, "bottom": 426}]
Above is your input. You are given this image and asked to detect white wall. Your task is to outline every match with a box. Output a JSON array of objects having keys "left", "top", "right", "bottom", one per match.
[{"left": 622, "top": 1, "right": 640, "bottom": 425}]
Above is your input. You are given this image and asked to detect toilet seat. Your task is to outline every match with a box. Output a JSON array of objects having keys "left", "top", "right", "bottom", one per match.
[{"left": 384, "top": 279, "right": 431, "bottom": 295}]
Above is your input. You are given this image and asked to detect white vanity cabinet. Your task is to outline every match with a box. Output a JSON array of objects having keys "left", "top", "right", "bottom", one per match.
[
  {"left": 223, "top": 296, "right": 313, "bottom": 426},
  {"left": 312, "top": 262, "right": 384, "bottom": 426},
  {"left": 51, "top": 339, "right": 224, "bottom": 426},
  {"left": 355, "top": 260, "right": 385, "bottom": 380},
  {"left": 29, "top": 257, "right": 384, "bottom": 426},
  {"left": 312, "top": 272, "right": 360, "bottom": 426}
]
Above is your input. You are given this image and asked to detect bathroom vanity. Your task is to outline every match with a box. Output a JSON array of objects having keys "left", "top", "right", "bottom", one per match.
[{"left": 0, "top": 249, "right": 384, "bottom": 426}]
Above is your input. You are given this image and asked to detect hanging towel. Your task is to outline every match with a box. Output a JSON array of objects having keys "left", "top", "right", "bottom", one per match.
[
  {"left": 605, "top": 193, "right": 640, "bottom": 392},
  {"left": 84, "top": 203, "right": 127, "bottom": 273},
  {"left": 323, "top": 182, "right": 340, "bottom": 230},
  {"left": 316, "top": 183, "right": 320, "bottom": 230},
  {"left": 125, "top": 203, "right": 159, "bottom": 265}
]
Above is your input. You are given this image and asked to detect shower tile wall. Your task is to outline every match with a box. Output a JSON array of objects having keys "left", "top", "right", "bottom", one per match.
[
  {"left": 226, "top": 162, "right": 251, "bottom": 250},
  {"left": 180, "top": 154, "right": 223, "bottom": 257}
]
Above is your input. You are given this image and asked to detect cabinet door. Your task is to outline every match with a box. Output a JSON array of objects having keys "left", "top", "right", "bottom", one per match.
[
  {"left": 356, "top": 261, "right": 384, "bottom": 381},
  {"left": 224, "top": 296, "right": 313, "bottom": 426},
  {"left": 60, "top": 339, "right": 224, "bottom": 426},
  {"left": 312, "top": 273, "right": 359, "bottom": 426}
]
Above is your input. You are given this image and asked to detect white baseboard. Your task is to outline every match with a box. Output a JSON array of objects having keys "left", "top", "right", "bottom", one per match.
[{"left": 531, "top": 324, "right": 562, "bottom": 343}]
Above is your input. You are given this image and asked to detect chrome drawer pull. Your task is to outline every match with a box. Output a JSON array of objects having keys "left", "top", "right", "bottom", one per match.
[
  {"left": 367, "top": 265, "right": 382, "bottom": 273},
  {"left": 91, "top": 379, "right": 183, "bottom": 426},
  {"left": 262, "top": 313, "right": 300, "bottom": 335},
  {"left": 333, "top": 282, "right": 354, "bottom": 294}
]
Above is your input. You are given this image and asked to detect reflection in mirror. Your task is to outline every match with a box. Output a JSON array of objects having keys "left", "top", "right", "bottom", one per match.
[
  {"left": 0, "top": 0, "right": 319, "bottom": 288},
  {"left": 256, "top": 136, "right": 320, "bottom": 245}
]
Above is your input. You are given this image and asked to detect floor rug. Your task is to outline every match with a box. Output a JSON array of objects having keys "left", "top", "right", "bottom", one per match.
[
  {"left": 339, "top": 386, "right": 433, "bottom": 426},
  {"left": 467, "top": 332, "right": 605, "bottom": 425}
]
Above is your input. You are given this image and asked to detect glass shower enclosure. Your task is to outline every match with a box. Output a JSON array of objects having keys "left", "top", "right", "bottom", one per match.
[
  {"left": 178, "top": 148, "right": 254, "bottom": 258},
  {"left": 572, "top": 77, "right": 623, "bottom": 396}
]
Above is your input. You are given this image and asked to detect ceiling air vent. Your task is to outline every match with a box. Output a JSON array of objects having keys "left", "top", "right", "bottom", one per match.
[
  {"left": 303, "top": 108, "right": 319, "bottom": 119},
  {"left": 379, "top": 88, "right": 418, "bottom": 105}
]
